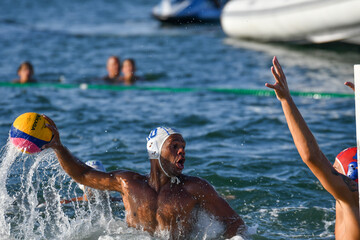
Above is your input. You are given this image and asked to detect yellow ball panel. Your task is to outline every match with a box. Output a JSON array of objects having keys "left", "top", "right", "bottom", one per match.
[{"left": 13, "top": 112, "right": 52, "bottom": 142}]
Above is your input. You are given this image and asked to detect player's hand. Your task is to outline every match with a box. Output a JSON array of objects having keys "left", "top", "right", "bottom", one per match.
[
  {"left": 265, "top": 56, "right": 291, "bottom": 101},
  {"left": 41, "top": 114, "right": 63, "bottom": 150},
  {"left": 344, "top": 82, "right": 355, "bottom": 92}
]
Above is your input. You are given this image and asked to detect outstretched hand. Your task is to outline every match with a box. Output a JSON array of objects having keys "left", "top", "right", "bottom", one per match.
[
  {"left": 42, "top": 114, "right": 63, "bottom": 150},
  {"left": 265, "top": 56, "right": 291, "bottom": 101},
  {"left": 344, "top": 81, "right": 355, "bottom": 92}
]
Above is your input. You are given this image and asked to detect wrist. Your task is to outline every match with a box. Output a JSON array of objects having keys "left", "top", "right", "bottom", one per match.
[
  {"left": 52, "top": 142, "right": 65, "bottom": 152},
  {"left": 280, "top": 94, "right": 293, "bottom": 103}
]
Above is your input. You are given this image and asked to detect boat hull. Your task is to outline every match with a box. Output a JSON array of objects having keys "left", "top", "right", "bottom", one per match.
[
  {"left": 221, "top": 0, "right": 360, "bottom": 44},
  {"left": 152, "top": 0, "right": 224, "bottom": 24}
]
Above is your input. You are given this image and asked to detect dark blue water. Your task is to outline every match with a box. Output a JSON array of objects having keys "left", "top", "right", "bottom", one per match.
[{"left": 1, "top": 0, "right": 360, "bottom": 239}]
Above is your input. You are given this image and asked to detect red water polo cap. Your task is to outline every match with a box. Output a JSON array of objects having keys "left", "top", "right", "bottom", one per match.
[{"left": 335, "top": 147, "right": 358, "bottom": 182}]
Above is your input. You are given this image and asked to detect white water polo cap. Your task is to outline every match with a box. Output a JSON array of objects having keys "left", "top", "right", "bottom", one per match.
[
  {"left": 85, "top": 160, "right": 106, "bottom": 172},
  {"left": 146, "top": 127, "right": 181, "bottom": 160},
  {"left": 78, "top": 160, "right": 105, "bottom": 192},
  {"left": 146, "top": 127, "right": 181, "bottom": 184}
]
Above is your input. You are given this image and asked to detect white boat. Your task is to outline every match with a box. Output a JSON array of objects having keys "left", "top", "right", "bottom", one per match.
[
  {"left": 152, "top": 0, "right": 228, "bottom": 24},
  {"left": 220, "top": 0, "right": 360, "bottom": 44}
]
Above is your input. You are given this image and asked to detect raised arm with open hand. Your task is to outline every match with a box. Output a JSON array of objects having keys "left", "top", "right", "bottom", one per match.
[
  {"left": 265, "top": 56, "right": 359, "bottom": 240},
  {"left": 265, "top": 56, "right": 355, "bottom": 199}
]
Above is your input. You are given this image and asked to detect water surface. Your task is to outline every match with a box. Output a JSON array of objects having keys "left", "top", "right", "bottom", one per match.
[{"left": 1, "top": 0, "right": 360, "bottom": 239}]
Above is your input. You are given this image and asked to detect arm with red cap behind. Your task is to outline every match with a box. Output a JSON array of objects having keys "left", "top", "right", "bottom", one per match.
[{"left": 265, "top": 57, "right": 358, "bottom": 201}]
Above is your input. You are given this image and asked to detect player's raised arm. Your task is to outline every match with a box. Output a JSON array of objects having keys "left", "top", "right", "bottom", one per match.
[
  {"left": 42, "top": 115, "right": 123, "bottom": 193},
  {"left": 265, "top": 56, "right": 356, "bottom": 201}
]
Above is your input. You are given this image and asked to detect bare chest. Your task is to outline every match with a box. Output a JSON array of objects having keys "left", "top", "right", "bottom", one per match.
[
  {"left": 122, "top": 184, "right": 199, "bottom": 233},
  {"left": 335, "top": 200, "right": 360, "bottom": 240},
  {"left": 156, "top": 188, "right": 198, "bottom": 226}
]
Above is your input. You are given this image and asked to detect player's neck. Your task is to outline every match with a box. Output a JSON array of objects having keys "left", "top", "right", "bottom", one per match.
[{"left": 149, "top": 159, "right": 170, "bottom": 192}]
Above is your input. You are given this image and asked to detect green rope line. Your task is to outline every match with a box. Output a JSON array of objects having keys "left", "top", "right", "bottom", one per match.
[{"left": 0, "top": 82, "right": 354, "bottom": 99}]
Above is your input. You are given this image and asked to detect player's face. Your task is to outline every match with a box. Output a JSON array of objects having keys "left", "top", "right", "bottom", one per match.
[
  {"left": 161, "top": 134, "right": 186, "bottom": 176},
  {"left": 19, "top": 66, "right": 32, "bottom": 81},
  {"left": 107, "top": 58, "right": 120, "bottom": 76},
  {"left": 122, "top": 60, "right": 134, "bottom": 75}
]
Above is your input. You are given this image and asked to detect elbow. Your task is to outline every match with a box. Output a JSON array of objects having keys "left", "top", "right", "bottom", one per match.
[
  {"left": 299, "top": 144, "right": 322, "bottom": 165},
  {"left": 69, "top": 168, "right": 92, "bottom": 186},
  {"left": 301, "top": 151, "right": 314, "bottom": 164}
]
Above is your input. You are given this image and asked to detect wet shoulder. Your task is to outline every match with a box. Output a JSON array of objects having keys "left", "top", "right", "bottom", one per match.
[
  {"left": 181, "top": 175, "right": 216, "bottom": 195},
  {"left": 113, "top": 170, "right": 147, "bottom": 183}
]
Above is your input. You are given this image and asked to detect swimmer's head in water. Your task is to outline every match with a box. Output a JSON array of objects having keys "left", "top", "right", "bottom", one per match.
[
  {"left": 107, "top": 56, "right": 120, "bottom": 78},
  {"left": 17, "top": 62, "right": 34, "bottom": 75},
  {"left": 146, "top": 127, "right": 182, "bottom": 184},
  {"left": 17, "top": 61, "right": 34, "bottom": 82},
  {"left": 78, "top": 160, "right": 105, "bottom": 191},
  {"left": 335, "top": 147, "right": 358, "bottom": 182}
]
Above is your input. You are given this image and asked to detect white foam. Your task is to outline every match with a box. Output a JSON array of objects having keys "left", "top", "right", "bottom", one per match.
[{"left": 0, "top": 142, "right": 21, "bottom": 238}]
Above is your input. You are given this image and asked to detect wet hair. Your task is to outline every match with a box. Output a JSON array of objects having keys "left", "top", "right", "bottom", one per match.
[{"left": 17, "top": 61, "right": 34, "bottom": 75}]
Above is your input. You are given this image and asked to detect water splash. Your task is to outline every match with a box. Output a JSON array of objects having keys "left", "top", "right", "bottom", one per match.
[
  {"left": 0, "top": 141, "right": 120, "bottom": 239},
  {"left": 0, "top": 142, "right": 18, "bottom": 239}
]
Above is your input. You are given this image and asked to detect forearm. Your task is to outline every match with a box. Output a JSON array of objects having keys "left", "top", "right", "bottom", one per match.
[
  {"left": 52, "top": 144, "right": 91, "bottom": 183},
  {"left": 281, "top": 96, "right": 322, "bottom": 164},
  {"left": 53, "top": 145, "right": 122, "bottom": 192}
]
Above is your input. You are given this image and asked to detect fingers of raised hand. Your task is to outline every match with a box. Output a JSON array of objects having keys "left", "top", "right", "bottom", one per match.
[
  {"left": 271, "top": 66, "right": 280, "bottom": 80},
  {"left": 42, "top": 126, "right": 60, "bottom": 149},
  {"left": 266, "top": 66, "right": 281, "bottom": 90},
  {"left": 344, "top": 82, "right": 355, "bottom": 91},
  {"left": 45, "top": 123, "right": 58, "bottom": 135},
  {"left": 265, "top": 82, "right": 275, "bottom": 89},
  {"left": 42, "top": 114, "right": 57, "bottom": 129},
  {"left": 272, "top": 57, "right": 286, "bottom": 80}
]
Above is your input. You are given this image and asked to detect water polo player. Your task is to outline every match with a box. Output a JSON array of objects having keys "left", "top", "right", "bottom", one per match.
[
  {"left": 42, "top": 118, "right": 245, "bottom": 239},
  {"left": 266, "top": 56, "right": 359, "bottom": 240}
]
